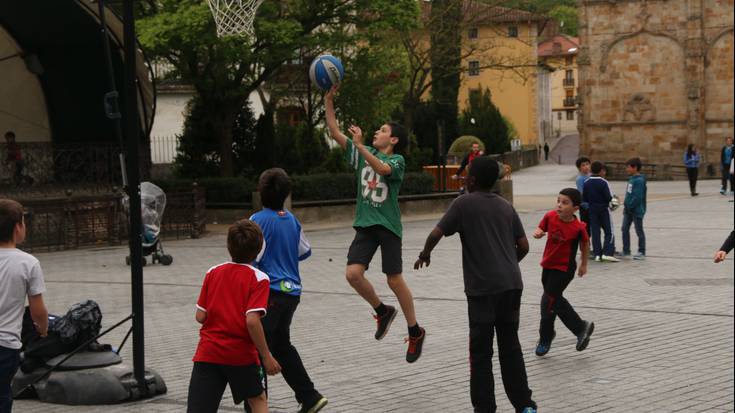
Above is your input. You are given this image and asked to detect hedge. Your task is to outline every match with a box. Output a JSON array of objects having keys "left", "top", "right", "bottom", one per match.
[{"left": 154, "top": 172, "right": 435, "bottom": 205}]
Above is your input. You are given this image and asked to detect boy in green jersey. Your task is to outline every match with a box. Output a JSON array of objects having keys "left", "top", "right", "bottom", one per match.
[{"left": 325, "top": 86, "right": 425, "bottom": 363}]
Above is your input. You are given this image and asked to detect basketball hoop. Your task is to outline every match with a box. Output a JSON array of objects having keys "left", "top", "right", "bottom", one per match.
[{"left": 207, "top": 0, "right": 264, "bottom": 39}]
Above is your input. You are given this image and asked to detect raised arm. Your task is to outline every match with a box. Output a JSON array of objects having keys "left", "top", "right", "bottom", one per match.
[{"left": 324, "top": 86, "right": 348, "bottom": 149}]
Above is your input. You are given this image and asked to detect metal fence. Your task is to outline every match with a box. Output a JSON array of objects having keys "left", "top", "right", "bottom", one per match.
[
  {"left": 19, "top": 186, "right": 206, "bottom": 253},
  {"left": 150, "top": 135, "right": 179, "bottom": 164}
]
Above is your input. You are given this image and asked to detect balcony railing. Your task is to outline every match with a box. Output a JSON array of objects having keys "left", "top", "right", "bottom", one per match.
[
  {"left": 563, "top": 78, "right": 575, "bottom": 87},
  {"left": 563, "top": 97, "right": 577, "bottom": 107}
]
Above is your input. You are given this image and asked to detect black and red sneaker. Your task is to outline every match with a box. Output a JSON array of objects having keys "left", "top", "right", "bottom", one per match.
[
  {"left": 374, "top": 305, "right": 397, "bottom": 340},
  {"left": 405, "top": 327, "right": 425, "bottom": 363}
]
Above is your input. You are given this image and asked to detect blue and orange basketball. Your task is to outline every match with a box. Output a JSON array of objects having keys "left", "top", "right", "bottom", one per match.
[{"left": 309, "top": 54, "right": 344, "bottom": 91}]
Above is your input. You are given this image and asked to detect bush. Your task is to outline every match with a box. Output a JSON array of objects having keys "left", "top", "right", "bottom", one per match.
[
  {"left": 155, "top": 172, "right": 435, "bottom": 205},
  {"left": 153, "top": 177, "right": 256, "bottom": 204},
  {"left": 448, "top": 135, "right": 485, "bottom": 156}
]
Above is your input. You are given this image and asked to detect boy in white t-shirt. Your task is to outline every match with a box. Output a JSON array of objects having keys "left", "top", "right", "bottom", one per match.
[{"left": 0, "top": 199, "right": 48, "bottom": 413}]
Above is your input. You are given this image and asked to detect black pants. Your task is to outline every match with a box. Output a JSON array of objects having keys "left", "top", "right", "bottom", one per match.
[
  {"left": 0, "top": 346, "right": 20, "bottom": 413},
  {"left": 468, "top": 290, "right": 535, "bottom": 413},
  {"left": 262, "top": 291, "right": 320, "bottom": 407},
  {"left": 579, "top": 207, "right": 591, "bottom": 237},
  {"left": 686, "top": 167, "right": 698, "bottom": 194},
  {"left": 589, "top": 206, "right": 614, "bottom": 257},
  {"left": 722, "top": 165, "right": 732, "bottom": 192},
  {"left": 187, "top": 362, "right": 264, "bottom": 413},
  {"left": 539, "top": 269, "right": 585, "bottom": 341}
]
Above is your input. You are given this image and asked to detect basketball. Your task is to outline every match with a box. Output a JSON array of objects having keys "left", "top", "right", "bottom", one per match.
[{"left": 309, "top": 54, "right": 344, "bottom": 91}]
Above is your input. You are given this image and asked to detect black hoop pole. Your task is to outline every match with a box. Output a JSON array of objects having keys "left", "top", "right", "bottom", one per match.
[
  {"left": 13, "top": 314, "right": 134, "bottom": 398},
  {"left": 121, "top": 0, "right": 147, "bottom": 393}
]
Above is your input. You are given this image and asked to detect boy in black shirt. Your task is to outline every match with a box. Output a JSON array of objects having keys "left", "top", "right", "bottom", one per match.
[{"left": 415, "top": 157, "right": 537, "bottom": 413}]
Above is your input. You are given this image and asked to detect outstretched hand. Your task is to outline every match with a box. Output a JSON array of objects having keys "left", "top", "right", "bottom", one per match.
[
  {"left": 414, "top": 254, "right": 430, "bottom": 270},
  {"left": 348, "top": 125, "right": 363, "bottom": 146},
  {"left": 714, "top": 250, "right": 727, "bottom": 263},
  {"left": 325, "top": 84, "right": 340, "bottom": 100},
  {"left": 533, "top": 228, "right": 545, "bottom": 239}
]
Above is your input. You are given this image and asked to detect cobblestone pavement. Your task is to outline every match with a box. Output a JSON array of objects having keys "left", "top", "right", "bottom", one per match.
[{"left": 13, "top": 166, "right": 734, "bottom": 412}]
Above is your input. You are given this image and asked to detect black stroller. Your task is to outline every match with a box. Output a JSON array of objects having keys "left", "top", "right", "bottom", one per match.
[{"left": 124, "top": 182, "right": 173, "bottom": 266}]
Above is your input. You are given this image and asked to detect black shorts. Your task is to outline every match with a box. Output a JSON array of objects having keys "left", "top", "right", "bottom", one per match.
[
  {"left": 347, "top": 225, "right": 402, "bottom": 275},
  {"left": 187, "top": 362, "right": 264, "bottom": 412}
]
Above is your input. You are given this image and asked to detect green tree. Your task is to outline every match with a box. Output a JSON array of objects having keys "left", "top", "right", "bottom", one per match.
[
  {"left": 549, "top": 5, "right": 578, "bottom": 37},
  {"left": 429, "top": 0, "right": 462, "bottom": 149},
  {"left": 138, "top": 0, "right": 418, "bottom": 177},
  {"left": 459, "top": 88, "right": 510, "bottom": 154}
]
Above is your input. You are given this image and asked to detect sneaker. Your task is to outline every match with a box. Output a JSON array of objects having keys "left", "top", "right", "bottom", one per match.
[
  {"left": 405, "top": 327, "right": 426, "bottom": 363},
  {"left": 691, "top": 192, "right": 699, "bottom": 196},
  {"left": 535, "top": 331, "right": 556, "bottom": 357},
  {"left": 721, "top": 187, "right": 726, "bottom": 195},
  {"left": 600, "top": 255, "right": 620, "bottom": 262},
  {"left": 298, "top": 396, "right": 328, "bottom": 413},
  {"left": 594, "top": 256, "right": 602, "bottom": 262},
  {"left": 521, "top": 408, "right": 538, "bottom": 413},
  {"left": 621, "top": 251, "right": 631, "bottom": 258},
  {"left": 374, "top": 305, "right": 397, "bottom": 340},
  {"left": 633, "top": 253, "right": 646, "bottom": 260},
  {"left": 576, "top": 321, "right": 595, "bottom": 351}
]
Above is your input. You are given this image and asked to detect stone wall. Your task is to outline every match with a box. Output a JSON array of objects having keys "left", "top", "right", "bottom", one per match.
[{"left": 578, "top": 0, "right": 734, "bottom": 166}]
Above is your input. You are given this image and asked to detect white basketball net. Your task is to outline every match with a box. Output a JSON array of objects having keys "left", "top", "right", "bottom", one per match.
[{"left": 207, "top": 0, "right": 265, "bottom": 38}]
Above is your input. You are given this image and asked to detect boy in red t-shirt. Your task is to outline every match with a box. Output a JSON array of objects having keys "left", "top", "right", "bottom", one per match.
[
  {"left": 187, "top": 219, "right": 281, "bottom": 413},
  {"left": 532, "top": 188, "right": 594, "bottom": 357}
]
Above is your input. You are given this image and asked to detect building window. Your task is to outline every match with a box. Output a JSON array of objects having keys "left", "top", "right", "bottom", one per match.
[
  {"left": 468, "top": 61, "right": 480, "bottom": 76},
  {"left": 566, "top": 110, "right": 574, "bottom": 120},
  {"left": 557, "top": 111, "right": 563, "bottom": 120},
  {"left": 468, "top": 27, "right": 478, "bottom": 39},
  {"left": 508, "top": 26, "right": 518, "bottom": 38},
  {"left": 565, "top": 55, "right": 573, "bottom": 66}
]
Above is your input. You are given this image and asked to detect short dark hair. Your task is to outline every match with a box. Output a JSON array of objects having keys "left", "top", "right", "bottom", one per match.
[
  {"left": 0, "top": 199, "right": 24, "bottom": 242},
  {"left": 4, "top": 131, "right": 15, "bottom": 140},
  {"left": 468, "top": 156, "right": 499, "bottom": 189},
  {"left": 258, "top": 168, "right": 291, "bottom": 210},
  {"left": 227, "top": 219, "right": 263, "bottom": 264},
  {"left": 387, "top": 122, "right": 408, "bottom": 154},
  {"left": 575, "top": 156, "right": 591, "bottom": 169},
  {"left": 559, "top": 188, "right": 582, "bottom": 207},
  {"left": 626, "top": 157, "right": 642, "bottom": 171},
  {"left": 591, "top": 161, "right": 604, "bottom": 174}
]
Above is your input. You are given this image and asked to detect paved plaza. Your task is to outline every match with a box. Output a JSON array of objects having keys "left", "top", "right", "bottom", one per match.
[{"left": 13, "top": 165, "right": 735, "bottom": 413}]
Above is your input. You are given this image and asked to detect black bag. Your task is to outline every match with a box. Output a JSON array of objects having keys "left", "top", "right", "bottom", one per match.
[{"left": 20, "top": 300, "right": 109, "bottom": 373}]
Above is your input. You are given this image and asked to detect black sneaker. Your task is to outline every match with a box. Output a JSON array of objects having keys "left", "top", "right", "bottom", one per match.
[
  {"left": 576, "top": 321, "right": 595, "bottom": 351},
  {"left": 374, "top": 305, "right": 397, "bottom": 340},
  {"left": 298, "top": 396, "right": 328, "bottom": 413},
  {"left": 405, "top": 327, "right": 425, "bottom": 363},
  {"left": 535, "top": 331, "right": 556, "bottom": 357}
]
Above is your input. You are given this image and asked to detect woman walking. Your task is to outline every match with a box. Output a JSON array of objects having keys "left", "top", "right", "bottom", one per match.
[{"left": 684, "top": 144, "right": 701, "bottom": 196}]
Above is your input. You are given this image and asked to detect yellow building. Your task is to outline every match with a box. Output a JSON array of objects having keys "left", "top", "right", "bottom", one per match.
[
  {"left": 538, "top": 35, "right": 579, "bottom": 142},
  {"left": 420, "top": 1, "right": 548, "bottom": 146}
]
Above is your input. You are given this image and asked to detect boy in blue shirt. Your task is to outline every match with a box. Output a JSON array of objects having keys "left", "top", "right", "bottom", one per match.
[
  {"left": 250, "top": 168, "right": 327, "bottom": 413},
  {"left": 622, "top": 158, "right": 647, "bottom": 260},
  {"left": 575, "top": 156, "right": 591, "bottom": 237}
]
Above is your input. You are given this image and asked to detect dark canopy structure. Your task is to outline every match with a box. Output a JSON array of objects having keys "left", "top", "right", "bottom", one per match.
[{"left": 0, "top": 0, "right": 155, "bottom": 144}]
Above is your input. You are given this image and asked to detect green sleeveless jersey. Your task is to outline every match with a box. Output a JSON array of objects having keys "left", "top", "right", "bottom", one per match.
[{"left": 344, "top": 139, "right": 405, "bottom": 238}]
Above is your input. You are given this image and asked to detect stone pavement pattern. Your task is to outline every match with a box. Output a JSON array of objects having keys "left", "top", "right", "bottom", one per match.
[{"left": 14, "top": 165, "right": 734, "bottom": 412}]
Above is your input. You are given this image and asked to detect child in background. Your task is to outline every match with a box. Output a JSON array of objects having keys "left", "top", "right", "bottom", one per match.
[
  {"left": 575, "top": 157, "right": 591, "bottom": 237},
  {"left": 622, "top": 158, "right": 647, "bottom": 260},
  {"left": 583, "top": 162, "right": 619, "bottom": 262}
]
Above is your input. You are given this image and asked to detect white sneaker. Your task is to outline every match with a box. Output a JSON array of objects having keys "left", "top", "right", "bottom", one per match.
[
  {"left": 594, "top": 256, "right": 602, "bottom": 262},
  {"left": 601, "top": 255, "right": 620, "bottom": 262}
]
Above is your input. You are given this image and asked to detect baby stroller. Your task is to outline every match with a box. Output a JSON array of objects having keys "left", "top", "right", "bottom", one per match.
[{"left": 124, "top": 182, "right": 173, "bottom": 266}]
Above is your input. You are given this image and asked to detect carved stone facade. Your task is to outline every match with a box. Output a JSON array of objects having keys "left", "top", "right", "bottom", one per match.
[{"left": 578, "top": 0, "right": 734, "bottom": 166}]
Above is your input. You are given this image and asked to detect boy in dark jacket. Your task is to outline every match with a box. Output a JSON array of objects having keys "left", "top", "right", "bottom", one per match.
[
  {"left": 582, "top": 162, "right": 619, "bottom": 262},
  {"left": 622, "top": 158, "right": 647, "bottom": 260}
]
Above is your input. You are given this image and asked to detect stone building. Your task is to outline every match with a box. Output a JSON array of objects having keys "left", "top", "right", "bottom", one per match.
[{"left": 578, "top": 0, "right": 734, "bottom": 168}]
